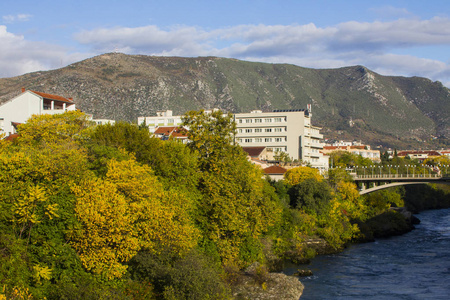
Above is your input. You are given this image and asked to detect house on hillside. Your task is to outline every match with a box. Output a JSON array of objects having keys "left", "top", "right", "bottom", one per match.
[
  {"left": 0, "top": 88, "right": 76, "bottom": 136},
  {"left": 397, "top": 150, "right": 442, "bottom": 162},
  {"left": 263, "top": 165, "right": 287, "bottom": 181},
  {"left": 153, "top": 126, "right": 189, "bottom": 143},
  {"left": 321, "top": 145, "right": 381, "bottom": 162}
]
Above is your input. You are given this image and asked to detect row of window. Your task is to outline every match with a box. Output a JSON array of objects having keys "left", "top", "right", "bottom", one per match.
[
  {"left": 238, "top": 127, "right": 285, "bottom": 133},
  {"left": 238, "top": 137, "right": 287, "bottom": 143},
  {"left": 238, "top": 117, "right": 286, "bottom": 124},
  {"left": 143, "top": 118, "right": 182, "bottom": 126}
]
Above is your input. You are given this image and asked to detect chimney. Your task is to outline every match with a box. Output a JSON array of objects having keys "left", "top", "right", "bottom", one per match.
[{"left": 21, "top": 87, "right": 26, "bottom": 93}]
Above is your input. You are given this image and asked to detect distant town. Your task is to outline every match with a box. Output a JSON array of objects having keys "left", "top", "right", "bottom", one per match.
[{"left": 1, "top": 88, "right": 449, "bottom": 180}]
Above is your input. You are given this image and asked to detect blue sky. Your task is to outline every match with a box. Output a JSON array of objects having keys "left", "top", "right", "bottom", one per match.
[{"left": 1, "top": 0, "right": 450, "bottom": 86}]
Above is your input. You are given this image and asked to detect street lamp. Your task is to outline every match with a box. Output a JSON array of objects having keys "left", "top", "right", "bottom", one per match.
[{"left": 389, "top": 165, "right": 391, "bottom": 177}]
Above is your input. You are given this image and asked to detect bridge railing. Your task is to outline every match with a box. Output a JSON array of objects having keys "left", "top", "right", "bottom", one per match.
[{"left": 352, "top": 173, "right": 442, "bottom": 180}]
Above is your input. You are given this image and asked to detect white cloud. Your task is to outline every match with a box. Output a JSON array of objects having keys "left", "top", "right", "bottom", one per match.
[
  {"left": 2, "top": 16, "right": 450, "bottom": 87},
  {"left": 2, "top": 14, "right": 32, "bottom": 24},
  {"left": 0, "top": 25, "right": 88, "bottom": 78}
]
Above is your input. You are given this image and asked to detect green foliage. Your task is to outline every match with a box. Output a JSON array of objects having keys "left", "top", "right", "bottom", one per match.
[
  {"left": 329, "top": 150, "right": 373, "bottom": 168},
  {"left": 128, "top": 249, "right": 231, "bottom": 300},
  {"left": 363, "top": 188, "right": 405, "bottom": 218},
  {"left": 289, "top": 178, "right": 333, "bottom": 214},
  {"left": 183, "top": 110, "right": 283, "bottom": 265},
  {"left": 88, "top": 122, "right": 200, "bottom": 191}
]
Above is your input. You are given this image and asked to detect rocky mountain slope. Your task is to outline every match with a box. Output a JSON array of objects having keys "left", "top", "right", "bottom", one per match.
[{"left": 1, "top": 53, "right": 449, "bottom": 148}]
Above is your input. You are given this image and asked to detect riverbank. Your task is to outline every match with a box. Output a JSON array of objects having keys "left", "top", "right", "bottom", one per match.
[{"left": 295, "top": 208, "right": 450, "bottom": 299}]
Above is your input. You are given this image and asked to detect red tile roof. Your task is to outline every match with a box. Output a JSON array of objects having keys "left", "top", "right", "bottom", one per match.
[
  {"left": 242, "top": 146, "right": 266, "bottom": 157},
  {"left": 154, "top": 126, "right": 177, "bottom": 135},
  {"left": 263, "top": 165, "right": 287, "bottom": 174},
  {"left": 154, "top": 126, "right": 188, "bottom": 138},
  {"left": 30, "top": 90, "right": 73, "bottom": 103},
  {"left": 397, "top": 150, "right": 441, "bottom": 157},
  {"left": 4, "top": 133, "right": 19, "bottom": 141}
]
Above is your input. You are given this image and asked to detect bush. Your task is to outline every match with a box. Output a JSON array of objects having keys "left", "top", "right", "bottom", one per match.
[{"left": 128, "top": 249, "right": 231, "bottom": 300}]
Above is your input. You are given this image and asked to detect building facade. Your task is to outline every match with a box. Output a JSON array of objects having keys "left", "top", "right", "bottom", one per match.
[
  {"left": 139, "top": 108, "right": 329, "bottom": 171},
  {"left": 321, "top": 145, "right": 381, "bottom": 162},
  {"left": 234, "top": 109, "right": 328, "bottom": 171},
  {"left": 0, "top": 88, "right": 76, "bottom": 136},
  {"left": 137, "top": 110, "right": 183, "bottom": 133}
]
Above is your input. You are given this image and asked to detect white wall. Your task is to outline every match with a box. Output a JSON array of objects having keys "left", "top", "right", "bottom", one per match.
[{"left": 0, "top": 92, "right": 41, "bottom": 135}]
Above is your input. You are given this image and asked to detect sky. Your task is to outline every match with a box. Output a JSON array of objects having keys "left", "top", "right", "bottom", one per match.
[{"left": 1, "top": 0, "right": 450, "bottom": 87}]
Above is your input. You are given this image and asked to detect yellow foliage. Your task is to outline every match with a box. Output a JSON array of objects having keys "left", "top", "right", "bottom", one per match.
[
  {"left": 33, "top": 265, "right": 52, "bottom": 284},
  {"left": 284, "top": 167, "right": 323, "bottom": 186},
  {"left": 337, "top": 181, "right": 367, "bottom": 220},
  {"left": 69, "top": 157, "right": 199, "bottom": 280}
]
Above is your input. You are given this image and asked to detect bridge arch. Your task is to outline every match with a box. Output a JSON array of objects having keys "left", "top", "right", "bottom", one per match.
[
  {"left": 359, "top": 182, "right": 432, "bottom": 195},
  {"left": 351, "top": 174, "right": 449, "bottom": 195}
]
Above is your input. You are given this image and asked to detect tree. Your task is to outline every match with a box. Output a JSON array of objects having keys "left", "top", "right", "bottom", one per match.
[
  {"left": 87, "top": 122, "right": 200, "bottom": 190},
  {"left": 182, "top": 109, "right": 237, "bottom": 168},
  {"left": 284, "top": 166, "right": 323, "bottom": 186},
  {"left": 69, "top": 157, "right": 199, "bottom": 280},
  {"left": 182, "top": 110, "right": 282, "bottom": 265}
]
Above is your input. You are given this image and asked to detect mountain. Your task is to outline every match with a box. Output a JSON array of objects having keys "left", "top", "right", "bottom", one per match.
[{"left": 1, "top": 53, "right": 449, "bottom": 149}]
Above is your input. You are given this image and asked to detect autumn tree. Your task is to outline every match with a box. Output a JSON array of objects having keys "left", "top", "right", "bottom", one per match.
[
  {"left": 183, "top": 110, "right": 282, "bottom": 265},
  {"left": 284, "top": 166, "right": 323, "bottom": 186},
  {"left": 69, "top": 156, "right": 199, "bottom": 280}
]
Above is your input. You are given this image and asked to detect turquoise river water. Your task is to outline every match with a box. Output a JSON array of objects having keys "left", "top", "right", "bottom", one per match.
[{"left": 284, "top": 208, "right": 450, "bottom": 299}]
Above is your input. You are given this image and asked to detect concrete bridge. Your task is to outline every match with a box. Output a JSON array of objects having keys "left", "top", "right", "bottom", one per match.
[{"left": 352, "top": 173, "right": 450, "bottom": 195}]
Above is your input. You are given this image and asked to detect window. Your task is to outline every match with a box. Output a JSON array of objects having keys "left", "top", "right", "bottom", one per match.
[
  {"left": 239, "top": 119, "right": 243, "bottom": 123},
  {"left": 245, "top": 129, "right": 252, "bottom": 133},
  {"left": 244, "top": 138, "right": 252, "bottom": 143},
  {"left": 265, "top": 118, "right": 272, "bottom": 122},
  {"left": 238, "top": 138, "right": 243, "bottom": 143},
  {"left": 255, "top": 128, "right": 262, "bottom": 133},
  {"left": 265, "top": 128, "right": 272, "bottom": 132},
  {"left": 167, "top": 118, "right": 174, "bottom": 125},
  {"left": 255, "top": 138, "right": 262, "bottom": 143},
  {"left": 274, "top": 127, "right": 283, "bottom": 132},
  {"left": 238, "top": 129, "right": 243, "bottom": 133},
  {"left": 255, "top": 118, "right": 262, "bottom": 123},
  {"left": 245, "top": 119, "right": 252, "bottom": 123},
  {"left": 275, "top": 138, "right": 283, "bottom": 142},
  {"left": 274, "top": 117, "right": 282, "bottom": 122},
  {"left": 265, "top": 138, "right": 272, "bottom": 142}
]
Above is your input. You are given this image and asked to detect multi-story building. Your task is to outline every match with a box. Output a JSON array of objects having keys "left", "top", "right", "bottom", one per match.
[
  {"left": 138, "top": 107, "right": 329, "bottom": 171},
  {"left": 137, "top": 110, "right": 183, "bottom": 133},
  {"left": 321, "top": 145, "right": 381, "bottom": 162},
  {"left": 0, "top": 88, "right": 76, "bottom": 136},
  {"left": 234, "top": 109, "right": 328, "bottom": 171}
]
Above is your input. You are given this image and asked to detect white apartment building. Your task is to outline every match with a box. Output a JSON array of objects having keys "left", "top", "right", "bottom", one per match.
[
  {"left": 139, "top": 108, "right": 329, "bottom": 171},
  {"left": 0, "top": 88, "right": 76, "bottom": 136},
  {"left": 138, "top": 110, "right": 183, "bottom": 133},
  {"left": 234, "top": 109, "right": 328, "bottom": 171}
]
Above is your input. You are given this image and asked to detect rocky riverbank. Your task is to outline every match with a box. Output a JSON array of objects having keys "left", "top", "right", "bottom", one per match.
[{"left": 231, "top": 263, "right": 304, "bottom": 300}]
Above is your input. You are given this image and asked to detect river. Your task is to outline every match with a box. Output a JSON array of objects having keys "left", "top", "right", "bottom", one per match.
[{"left": 284, "top": 208, "right": 450, "bottom": 299}]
